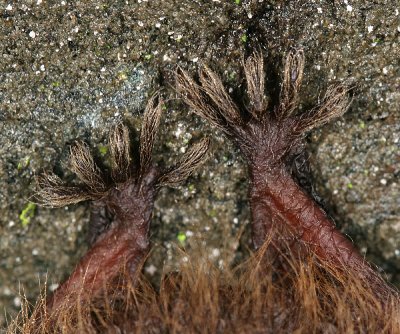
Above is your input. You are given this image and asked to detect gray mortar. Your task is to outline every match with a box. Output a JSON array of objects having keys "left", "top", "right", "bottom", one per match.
[{"left": 0, "top": 0, "right": 399, "bottom": 328}]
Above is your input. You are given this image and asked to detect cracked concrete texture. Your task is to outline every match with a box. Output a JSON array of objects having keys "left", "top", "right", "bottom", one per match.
[{"left": 1, "top": 0, "right": 399, "bottom": 327}]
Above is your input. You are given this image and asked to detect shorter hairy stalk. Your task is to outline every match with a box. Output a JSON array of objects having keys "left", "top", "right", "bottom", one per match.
[{"left": 34, "top": 94, "right": 210, "bottom": 320}]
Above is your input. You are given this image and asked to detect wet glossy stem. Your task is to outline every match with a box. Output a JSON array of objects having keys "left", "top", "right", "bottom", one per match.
[
  {"left": 248, "top": 165, "right": 366, "bottom": 268},
  {"left": 47, "top": 215, "right": 150, "bottom": 312}
]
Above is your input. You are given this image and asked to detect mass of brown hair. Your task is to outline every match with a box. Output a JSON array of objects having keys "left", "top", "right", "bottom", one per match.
[{"left": 7, "top": 51, "right": 399, "bottom": 333}]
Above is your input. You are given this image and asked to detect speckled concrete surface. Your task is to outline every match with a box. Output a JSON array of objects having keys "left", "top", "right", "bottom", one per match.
[{"left": 1, "top": 0, "right": 399, "bottom": 328}]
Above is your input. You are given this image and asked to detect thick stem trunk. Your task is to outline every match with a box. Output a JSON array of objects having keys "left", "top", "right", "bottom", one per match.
[
  {"left": 248, "top": 165, "right": 399, "bottom": 301},
  {"left": 249, "top": 165, "right": 366, "bottom": 269},
  {"left": 47, "top": 219, "right": 150, "bottom": 312}
]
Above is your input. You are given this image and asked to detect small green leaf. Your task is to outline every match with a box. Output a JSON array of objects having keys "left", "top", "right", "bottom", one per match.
[
  {"left": 17, "top": 156, "right": 31, "bottom": 171},
  {"left": 177, "top": 232, "right": 187, "bottom": 245},
  {"left": 117, "top": 71, "right": 128, "bottom": 81},
  {"left": 240, "top": 34, "right": 247, "bottom": 43},
  {"left": 234, "top": 0, "right": 241, "bottom": 4},
  {"left": 98, "top": 145, "right": 108, "bottom": 156},
  {"left": 347, "top": 183, "right": 353, "bottom": 189},
  {"left": 209, "top": 209, "right": 217, "bottom": 218},
  {"left": 20, "top": 203, "right": 37, "bottom": 227}
]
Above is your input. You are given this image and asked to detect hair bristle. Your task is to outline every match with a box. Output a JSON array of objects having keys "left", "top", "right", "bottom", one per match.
[
  {"left": 69, "top": 142, "right": 107, "bottom": 193},
  {"left": 176, "top": 68, "right": 229, "bottom": 133},
  {"left": 139, "top": 94, "right": 163, "bottom": 177},
  {"left": 7, "top": 240, "right": 399, "bottom": 333},
  {"left": 297, "top": 83, "right": 351, "bottom": 133},
  {"left": 198, "top": 65, "right": 243, "bottom": 127},
  {"left": 158, "top": 137, "right": 211, "bottom": 187},
  {"left": 35, "top": 172, "right": 93, "bottom": 207},
  {"left": 109, "top": 123, "right": 132, "bottom": 183},
  {"left": 278, "top": 49, "right": 305, "bottom": 119},
  {"left": 243, "top": 51, "right": 267, "bottom": 118}
]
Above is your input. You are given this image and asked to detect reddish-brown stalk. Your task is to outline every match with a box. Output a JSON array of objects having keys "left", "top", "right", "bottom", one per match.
[{"left": 35, "top": 94, "right": 210, "bottom": 315}]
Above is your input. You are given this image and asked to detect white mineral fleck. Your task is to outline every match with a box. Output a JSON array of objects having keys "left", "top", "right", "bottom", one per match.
[
  {"left": 13, "top": 297, "right": 21, "bottom": 308},
  {"left": 145, "top": 264, "right": 157, "bottom": 275},
  {"left": 211, "top": 248, "right": 220, "bottom": 257}
]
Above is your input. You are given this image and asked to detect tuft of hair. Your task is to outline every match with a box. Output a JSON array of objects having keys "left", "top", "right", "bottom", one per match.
[
  {"left": 139, "top": 94, "right": 164, "bottom": 177},
  {"left": 69, "top": 142, "right": 107, "bottom": 193},
  {"left": 296, "top": 83, "right": 352, "bottom": 134},
  {"left": 109, "top": 123, "right": 132, "bottom": 183},
  {"left": 278, "top": 49, "right": 305, "bottom": 119},
  {"left": 35, "top": 141, "right": 108, "bottom": 208},
  {"left": 35, "top": 172, "right": 93, "bottom": 207},
  {"left": 243, "top": 50, "right": 267, "bottom": 119},
  {"left": 35, "top": 94, "right": 211, "bottom": 207},
  {"left": 8, "top": 239, "right": 399, "bottom": 334},
  {"left": 198, "top": 65, "right": 243, "bottom": 127},
  {"left": 177, "top": 49, "right": 351, "bottom": 142},
  {"left": 158, "top": 137, "right": 211, "bottom": 187},
  {"left": 176, "top": 67, "right": 230, "bottom": 134}
]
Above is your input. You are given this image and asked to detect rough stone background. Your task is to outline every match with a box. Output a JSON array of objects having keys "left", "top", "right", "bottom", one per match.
[{"left": 0, "top": 0, "right": 399, "bottom": 328}]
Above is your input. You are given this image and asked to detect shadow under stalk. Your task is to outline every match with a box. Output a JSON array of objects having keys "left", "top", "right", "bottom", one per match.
[
  {"left": 35, "top": 94, "right": 210, "bottom": 316},
  {"left": 176, "top": 50, "right": 397, "bottom": 301}
]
